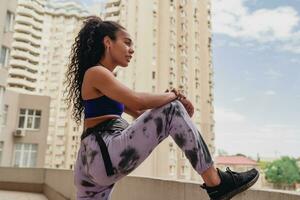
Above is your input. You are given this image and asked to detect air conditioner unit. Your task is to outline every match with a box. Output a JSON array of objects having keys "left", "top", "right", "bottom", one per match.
[{"left": 13, "top": 129, "right": 25, "bottom": 137}]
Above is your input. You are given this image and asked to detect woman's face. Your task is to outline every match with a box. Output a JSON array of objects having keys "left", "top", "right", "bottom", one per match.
[{"left": 109, "top": 30, "right": 134, "bottom": 67}]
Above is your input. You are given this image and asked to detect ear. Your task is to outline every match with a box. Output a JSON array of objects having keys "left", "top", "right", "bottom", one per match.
[{"left": 103, "top": 36, "right": 111, "bottom": 48}]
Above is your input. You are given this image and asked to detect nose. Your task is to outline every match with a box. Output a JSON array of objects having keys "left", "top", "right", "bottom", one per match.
[{"left": 129, "top": 47, "right": 134, "bottom": 54}]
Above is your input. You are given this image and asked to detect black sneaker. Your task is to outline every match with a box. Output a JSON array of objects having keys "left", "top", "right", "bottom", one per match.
[{"left": 201, "top": 167, "right": 259, "bottom": 200}]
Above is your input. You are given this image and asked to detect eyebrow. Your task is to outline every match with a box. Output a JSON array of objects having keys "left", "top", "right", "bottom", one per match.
[{"left": 124, "top": 37, "right": 133, "bottom": 43}]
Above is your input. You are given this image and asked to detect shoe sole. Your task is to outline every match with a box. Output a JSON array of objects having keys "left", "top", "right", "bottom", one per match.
[{"left": 212, "top": 172, "right": 259, "bottom": 200}]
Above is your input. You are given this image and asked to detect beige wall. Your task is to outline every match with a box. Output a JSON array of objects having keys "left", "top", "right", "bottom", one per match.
[
  {"left": 0, "top": 0, "right": 16, "bottom": 48},
  {"left": 0, "top": 90, "right": 50, "bottom": 167},
  {"left": 0, "top": 0, "right": 17, "bottom": 131}
]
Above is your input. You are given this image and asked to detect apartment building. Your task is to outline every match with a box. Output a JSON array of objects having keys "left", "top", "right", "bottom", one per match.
[
  {"left": 4, "top": 0, "right": 89, "bottom": 169},
  {"left": 6, "top": 0, "right": 46, "bottom": 94},
  {"left": 0, "top": 0, "right": 17, "bottom": 134},
  {"left": 104, "top": 0, "right": 214, "bottom": 182},
  {"left": 42, "top": 1, "right": 89, "bottom": 169},
  {"left": 0, "top": 89, "right": 50, "bottom": 168}
]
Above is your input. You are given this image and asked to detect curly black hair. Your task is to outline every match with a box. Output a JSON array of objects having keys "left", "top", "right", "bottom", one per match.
[{"left": 64, "top": 16, "right": 125, "bottom": 125}]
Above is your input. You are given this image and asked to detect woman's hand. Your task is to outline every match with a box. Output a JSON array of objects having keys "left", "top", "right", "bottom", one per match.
[
  {"left": 165, "top": 88, "right": 194, "bottom": 117},
  {"left": 178, "top": 96, "right": 194, "bottom": 117}
]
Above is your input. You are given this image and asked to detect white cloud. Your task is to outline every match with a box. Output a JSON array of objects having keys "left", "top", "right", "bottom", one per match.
[
  {"left": 214, "top": 106, "right": 300, "bottom": 157},
  {"left": 265, "top": 90, "right": 276, "bottom": 95},
  {"left": 233, "top": 97, "right": 245, "bottom": 102},
  {"left": 290, "top": 58, "right": 300, "bottom": 64},
  {"left": 264, "top": 69, "right": 283, "bottom": 79},
  {"left": 215, "top": 107, "right": 246, "bottom": 123},
  {"left": 212, "top": 0, "right": 300, "bottom": 53}
]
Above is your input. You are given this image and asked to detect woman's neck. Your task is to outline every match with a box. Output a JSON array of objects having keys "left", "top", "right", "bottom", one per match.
[{"left": 99, "top": 58, "right": 117, "bottom": 72}]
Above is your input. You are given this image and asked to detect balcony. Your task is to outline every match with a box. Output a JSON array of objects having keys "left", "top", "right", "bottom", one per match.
[
  {"left": 11, "top": 49, "right": 40, "bottom": 63},
  {"left": 105, "top": 15, "right": 120, "bottom": 22},
  {"left": 18, "top": 0, "right": 44, "bottom": 14},
  {"left": 10, "top": 59, "right": 38, "bottom": 71},
  {"left": 7, "top": 77, "right": 36, "bottom": 89},
  {"left": 13, "top": 32, "right": 41, "bottom": 46},
  {"left": 17, "top": 6, "right": 43, "bottom": 22},
  {"left": 14, "top": 24, "right": 42, "bottom": 38},
  {"left": 106, "top": 0, "right": 121, "bottom": 7},
  {"left": 9, "top": 68, "right": 37, "bottom": 80},
  {"left": 0, "top": 167, "right": 300, "bottom": 200},
  {"left": 15, "top": 15, "right": 43, "bottom": 30},
  {"left": 106, "top": 6, "right": 120, "bottom": 15},
  {"left": 13, "top": 41, "right": 40, "bottom": 55}
]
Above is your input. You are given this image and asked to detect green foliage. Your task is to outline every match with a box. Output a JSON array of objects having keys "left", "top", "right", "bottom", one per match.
[
  {"left": 258, "top": 160, "right": 270, "bottom": 170},
  {"left": 265, "top": 156, "right": 300, "bottom": 185}
]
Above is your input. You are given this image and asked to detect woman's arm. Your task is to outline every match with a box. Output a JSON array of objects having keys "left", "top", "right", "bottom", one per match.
[
  {"left": 124, "top": 106, "right": 147, "bottom": 119},
  {"left": 87, "top": 66, "right": 177, "bottom": 111}
]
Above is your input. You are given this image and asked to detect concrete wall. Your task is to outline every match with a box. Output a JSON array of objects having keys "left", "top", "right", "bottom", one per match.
[{"left": 0, "top": 167, "right": 300, "bottom": 200}]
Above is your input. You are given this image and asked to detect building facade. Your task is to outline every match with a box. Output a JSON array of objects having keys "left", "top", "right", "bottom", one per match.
[
  {"left": 104, "top": 0, "right": 214, "bottom": 182},
  {"left": 0, "top": 0, "right": 17, "bottom": 134},
  {"left": 4, "top": 0, "right": 89, "bottom": 170},
  {"left": 42, "top": 1, "right": 88, "bottom": 169},
  {"left": 0, "top": 89, "right": 50, "bottom": 168},
  {"left": 6, "top": 0, "right": 46, "bottom": 94}
]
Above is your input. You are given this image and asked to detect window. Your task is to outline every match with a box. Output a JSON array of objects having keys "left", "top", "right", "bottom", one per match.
[
  {"left": 170, "top": 44, "right": 175, "bottom": 53},
  {"left": 170, "top": 30, "right": 176, "bottom": 40},
  {"left": 152, "top": 85, "right": 155, "bottom": 92},
  {"left": 181, "top": 165, "right": 185, "bottom": 175},
  {"left": 13, "top": 143, "right": 38, "bottom": 167},
  {"left": 196, "top": 95, "right": 200, "bottom": 103},
  {"left": 18, "top": 109, "right": 42, "bottom": 130},
  {"left": 2, "top": 105, "right": 8, "bottom": 126},
  {"left": 0, "top": 142, "right": 3, "bottom": 165},
  {"left": 181, "top": 151, "right": 185, "bottom": 158},
  {"left": 0, "top": 46, "right": 10, "bottom": 67},
  {"left": 4, "top": 11, "right": 14, "bottom": 32},
  {"left": 152, "top": 71, "right": 156, "bottom": 79},
  {"left": 169, "top": 165, "right": 175, "bottom": 175},
  {"left": 170, "top": 17, "right": 175, "bottom": 25},
  {"left": 169, "top": 146, "right": 176, "bottom": 159}
]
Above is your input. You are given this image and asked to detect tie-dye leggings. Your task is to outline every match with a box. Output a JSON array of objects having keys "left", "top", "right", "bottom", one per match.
[{"left": 74, "top": 100, "right": 213, "bottom": 200}]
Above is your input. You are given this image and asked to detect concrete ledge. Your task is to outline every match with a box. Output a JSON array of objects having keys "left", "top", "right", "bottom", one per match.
[
  {"left": 0, "top": 167, "right": 300, "bottom": 200},
  {"left": 0, "top": 181, "right": 43, "bottom": 193},
  {"left": 43, "top": 184, "right": 69, "bottom": 200},
  {"left": 0, "top": 167, "right": 44, "bottom": 183}
]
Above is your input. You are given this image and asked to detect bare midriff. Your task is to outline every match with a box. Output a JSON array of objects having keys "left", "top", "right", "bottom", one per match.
[{"left": 84, "top": 115, "right": 120, "bottom": 131}]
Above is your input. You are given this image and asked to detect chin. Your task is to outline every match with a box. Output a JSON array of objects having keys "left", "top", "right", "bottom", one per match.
[{"left": 119, "top": 62, "right": 130, "bottom": 67}]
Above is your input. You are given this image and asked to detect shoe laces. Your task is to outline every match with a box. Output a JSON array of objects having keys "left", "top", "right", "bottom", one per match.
[{"left": 225, "top": 167, "right": 239, "bottom": 186}]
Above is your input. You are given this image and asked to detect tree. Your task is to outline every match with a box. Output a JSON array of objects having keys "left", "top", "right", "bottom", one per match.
[{"left": 265, "top": 156, "right": 300, "bottom": 186}]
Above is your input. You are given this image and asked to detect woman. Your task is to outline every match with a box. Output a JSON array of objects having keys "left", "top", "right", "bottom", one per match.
[{"left": 65, "top": 16, "right": 259, "bottom": 200}]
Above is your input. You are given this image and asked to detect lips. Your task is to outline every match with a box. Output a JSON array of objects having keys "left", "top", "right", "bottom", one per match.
[{"left": 126, "top": 56, "right": 132, "bottom": 62}]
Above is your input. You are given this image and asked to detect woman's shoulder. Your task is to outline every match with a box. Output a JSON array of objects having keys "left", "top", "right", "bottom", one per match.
[{"left": 86, "top": 65, "right": 112, "bottom": 77}]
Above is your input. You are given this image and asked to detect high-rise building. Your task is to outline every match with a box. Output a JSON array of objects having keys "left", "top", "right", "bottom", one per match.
[
  {"left": 0, "top": 0, "right": 17, "bottom": 133},
  {"left": 5, "top": 0, "right": 89, "bottom": 169},
  {"left": 104, "top": 0, "right": 214, "bottom": 182},
  {"left": 0, "top": 0, "right": 51, "bottom": 169},
  {"left": 42, "top": 1, "right": 89, "bottom": 169},
  {"left": 6, "top": 0, "right": 46, "bottom": 94}
]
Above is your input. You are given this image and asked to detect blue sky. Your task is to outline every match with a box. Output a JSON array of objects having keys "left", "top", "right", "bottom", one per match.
[
  {"left": 74, "top": 0, "right": 300, "bottom": 159},
  {"left": 212, "top": 0, "right": 300, "bottom": 159}
]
